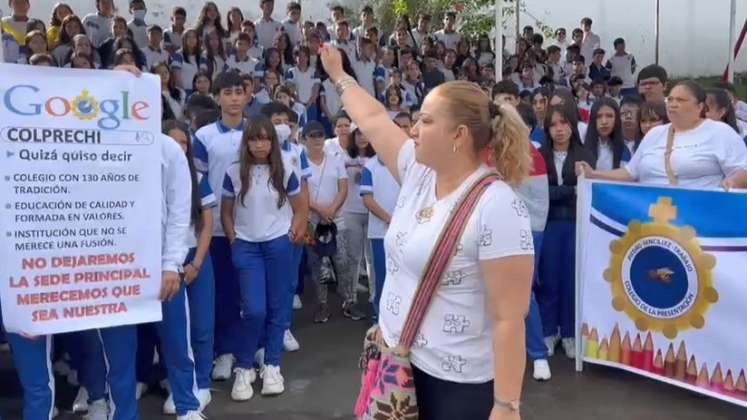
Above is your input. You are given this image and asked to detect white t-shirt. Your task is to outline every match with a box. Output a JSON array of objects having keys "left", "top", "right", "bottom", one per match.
[
  {"left": 82, "top": 13, "right": 113, "bottom": 48},
  {"left": 144, "top": 46, "right": 170, "bottom": 69},
  {"left": 222, "top": 159, "right": 300, "bottom": 243},
  {"left": 321, "top": 79, "right": 341, "bottom": 118},
  {"left": 171, "top": 52, "right": 205, "bottom": 91},
  {"left": 282, "top": 18, "right": 302, "bottom": 47},
  {"left": 625, "top": 120, "right": 747, "bottom": 189},
  {"left": 352, "top": 58, "right": 377, "bottom": 97},
  {"left": 193, "top": 120, "right": 245, "bottom": 236},
  {"left": 606, "top": 53, "right": 637, "bottom": 89},
  {"left": 360, "top": 158, "right": 400, "bottom": 239},
  {"left": 596, "top": 141, "right": 615, "bottom": 172},
  {"left": 254, "top": 17, "right": 283, "bottom": 49},
  {"left": 285, "top": 66, "right": 320, "bottom": 105},
  {"left": 127, "top": 19, "right": 148, "bottom": 50},
  {"left": 434, "top": 30, "right": 461, "bottom": 51},
  {"left": 225, "top": 54, "right": 259, "bottom": 76},
  {"left": 308, "top": 152, "right": 348, "bottom": 228},
  {"left": 324, "top": 138, "right": 369, "bottom": 214},
  {"left": 379, "top": 140, "right": 533, "bottom": 383}
]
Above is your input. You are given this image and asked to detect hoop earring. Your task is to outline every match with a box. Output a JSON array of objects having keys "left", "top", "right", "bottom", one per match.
[{"left": 452, "top": 143, "right": 458, "bottom": 153}]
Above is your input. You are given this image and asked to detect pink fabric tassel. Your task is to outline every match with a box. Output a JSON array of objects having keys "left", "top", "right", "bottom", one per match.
[{"left": 354, "top": 359, "right": 380, "bottom": 418}]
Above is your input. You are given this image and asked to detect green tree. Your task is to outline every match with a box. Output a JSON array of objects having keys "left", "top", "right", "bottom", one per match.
[{"left": 371, "top": 0, "right": 554, "bottom": 41}]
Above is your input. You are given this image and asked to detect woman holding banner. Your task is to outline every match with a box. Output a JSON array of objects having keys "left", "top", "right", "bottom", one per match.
[
  {"left": 318, "top": 45, "right": 534, "bottom": 420},
  {"left": 577, "top": 81, "right": 747, "bottom": 190}
]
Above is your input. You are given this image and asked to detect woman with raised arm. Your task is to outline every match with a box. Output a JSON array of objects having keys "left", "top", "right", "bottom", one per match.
[
  {"left": 320, "top": 45, "right": 533, "bottom": 420},
  {"left": 577, "top": 81, "right": 747, "bottom": 190}
]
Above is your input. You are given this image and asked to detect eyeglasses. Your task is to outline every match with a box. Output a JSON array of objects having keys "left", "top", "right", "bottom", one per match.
[{"left": 306, "top": 132, "right": 325, "bottom": 138}]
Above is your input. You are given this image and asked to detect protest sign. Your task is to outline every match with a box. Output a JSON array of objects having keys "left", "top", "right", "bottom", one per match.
[{"left": 0, "top": 64, "right": 163, "bottom": 335}]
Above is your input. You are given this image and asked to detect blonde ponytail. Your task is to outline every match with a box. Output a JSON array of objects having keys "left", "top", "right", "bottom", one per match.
[
  {"left": 490, "top": 103, "right": 533, "bottom": 187},
  {"left": 434, "top": 81, "right": 533, "bottom": 187}
]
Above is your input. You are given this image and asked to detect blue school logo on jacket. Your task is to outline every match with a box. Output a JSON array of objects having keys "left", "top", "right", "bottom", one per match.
[{"left": 603, "top": 196, "right": 718, "bottom": 339}]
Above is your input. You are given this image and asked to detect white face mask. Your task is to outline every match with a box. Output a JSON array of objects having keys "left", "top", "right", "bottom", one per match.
[
  {"left": 274, "top": 124, "right": 291, "bottom": 143},
  {"left": 134, "top": 9, "right": 147, "bottom": 20}
]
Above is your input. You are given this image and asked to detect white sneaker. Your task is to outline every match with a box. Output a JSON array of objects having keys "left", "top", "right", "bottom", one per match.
[
  {"left": 53, "top": 359, "right": 72, "bottom": 376},
  {"left": 293, "top": 294, "right": 303, "bottom": 310},
  {"left": 135, "top": 382, "right": 148, "bottom": 400},
  {"left": 52, "top": 407, "right": 59, "bottom": 418},
  {"left": 163, "top": 393, "right": 176, "bottom": 415},
  {"left": 72, "top": 387, "right": 89, "bottom": 412},
  {"left": 260, "top": 365, "right": 285, "bottom": 396},
  {"left": 544, "top": 335, "right": 559, "bottom": 357},
  {"left": 254, "top": 348, "right": 265, "bottom": 371},
  {"left": 533, "top": 359, "right": 552, "bottom": 381},
  {"left": 283, "top": 330, "right": 300, "bottom": 352},
  {"left": 562, "top": 338, "right": 576, "bottom": 359},
  {"left": 177, "top": 411, "right": 206, "bottom": 420},
  {"left": 231, "top": 368, "right": 256, "bottom": 401},
  {"left": 212, "top": 354, "right": 235, "bottom": 381},
  {"left": 355, "top": 283, "right": 369, "bottom": 293},
  {"left": 83, "top": 399, "right": 108, "bottom": 420},
  {"left": 197, "top": 388, "right": 212, "bottom": 411}
]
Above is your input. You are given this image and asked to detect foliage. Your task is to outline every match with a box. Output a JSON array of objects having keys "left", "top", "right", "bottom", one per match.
[{"left": 370, "top": 0, "right": 555, "bottom": 41}]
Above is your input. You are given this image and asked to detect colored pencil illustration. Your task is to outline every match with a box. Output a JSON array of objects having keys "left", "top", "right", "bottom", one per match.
[
  {"left": 608, "top": 324, "right": 622, "bottom": 363},
  {"left": 685, "top": 355, "right": 698, "bottom": 385},
  {"left": 663, "top": 343, "right": 676, "bottom": 378},
  {"left": 642, "top": 333, "right": 654, "bottom": 372},
  {"left": 621, "top": 332, "right": 632, "bottom": 366},
  {"left": 674, "top": 342, "right": 687, "bottom": 381}
]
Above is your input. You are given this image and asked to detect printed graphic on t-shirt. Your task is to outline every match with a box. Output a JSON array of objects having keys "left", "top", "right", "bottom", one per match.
[
  {"left": 441, "top": 355, "right": 467, "bottom": 373},
  {"left": 443, "top": 314, "right": 471, "bottom": 334},
  {"left": 386, "top": 293, "right": 401, "bottom": 315}
]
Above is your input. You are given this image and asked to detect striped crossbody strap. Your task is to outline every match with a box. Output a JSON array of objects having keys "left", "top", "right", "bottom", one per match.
[
  {"left": 397, "top": 172, "right": 500, "bottom": 353},
  {"left": 664, "top": 125, "right": 678, "bottom": 186}
]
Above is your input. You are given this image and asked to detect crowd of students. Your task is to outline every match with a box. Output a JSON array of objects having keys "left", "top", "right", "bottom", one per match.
[{"left": 2, "top": 0, "right": 747, "bottom": 419}]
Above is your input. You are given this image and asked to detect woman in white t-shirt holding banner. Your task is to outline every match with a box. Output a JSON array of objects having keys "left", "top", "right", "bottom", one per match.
[
  {"left": 319, "top": 45, "right": 534, "bottom": 420},
  {"left": 577, "top": 81, "right": 747, "bottom": 190}
]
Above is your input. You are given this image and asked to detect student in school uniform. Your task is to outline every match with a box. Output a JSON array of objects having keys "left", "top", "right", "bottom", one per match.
[
  {"left": 163, "top": 120, "right": 216, "bottom": 411},
  {"left": 261, "top": 102, "right": 311, "bottom": 352},
  {"left": 583, "top": 97, "right": 630, "bottom": 172},
  {"left": 285, "top": 45, "right": 321, "bottom": 120},
  {"left": 254, "top": 0, "right": 282, "bottom": 50},
  {"left": 134, "top": 122, "right": 205, "bottom": 418},
  {"left": 351, "top": 37, "right": 377, "bottom": 97},
  {"left": 144, "top": 25, "right": 170, "bottom": 69},
  {"left": 538, "top": 105, "right": 595, "bottom": 360},
  {"left": 281, "top": 2, "right": 303, "bottom": 48},
  {"left": 433, "top": 11, "right": 461, "bottom": 51},
  {"left": 359, "top": 143, "right": 400, "bottom": 322},
  {"left": 225, "top": 32, "right": 259, "bottom": 76},
  {"left": 163, "top": 7, "right": 186, "bottom": 54},
  {"left": 127, "top": 0, "right": 149, "bottom": 50},
  {"left": 221, "top": 116, "right": 306, "bottom": 401},
  {"left": 605, "top": 38, "right": 637, "bottom": 98},
  {"left": 171, "top": 29, "right": 205, "bottom": 93},
  {"left": 193, "top": 71, "right": 248, "bottom": 382},
  {"left": 303, "top": 121, "right": 354, "bottom": 323},
  {"left": 82, "top": 0, "right": 114, "bottom": 49}
]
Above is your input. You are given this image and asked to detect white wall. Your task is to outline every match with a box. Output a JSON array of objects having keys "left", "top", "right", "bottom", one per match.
[{"left": 22, "top": 0, "right": 747, "bottom": 77}]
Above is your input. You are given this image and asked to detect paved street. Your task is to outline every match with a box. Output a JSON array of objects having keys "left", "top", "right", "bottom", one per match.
[{"left": 1, "top": 290, "right": 745, "bottom": 420}]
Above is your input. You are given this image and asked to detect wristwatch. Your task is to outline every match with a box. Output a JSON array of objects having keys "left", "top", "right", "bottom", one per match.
[{"left": 494, "top": 397, "right": 520, "bottom": 412}]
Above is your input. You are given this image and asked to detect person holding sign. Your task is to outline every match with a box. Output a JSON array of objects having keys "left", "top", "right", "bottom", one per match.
[
  {"left": 576, "top": 81, "right": 747, "bottom": 190},
  {"left": 221, "top": 116, "right": 306, "bottom": 401}
]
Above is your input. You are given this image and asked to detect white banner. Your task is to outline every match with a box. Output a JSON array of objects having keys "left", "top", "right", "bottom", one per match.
[
  {"left": 577, "top": 179, "right": 747, "bottom": 407},
  {"left": 0, "top": 64, "right": 163, "bottom": 335}
]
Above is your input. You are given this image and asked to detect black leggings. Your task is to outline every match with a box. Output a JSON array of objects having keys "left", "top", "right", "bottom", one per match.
[{"left": 412, "top": 364, "right": 494, "bottom": 420}]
